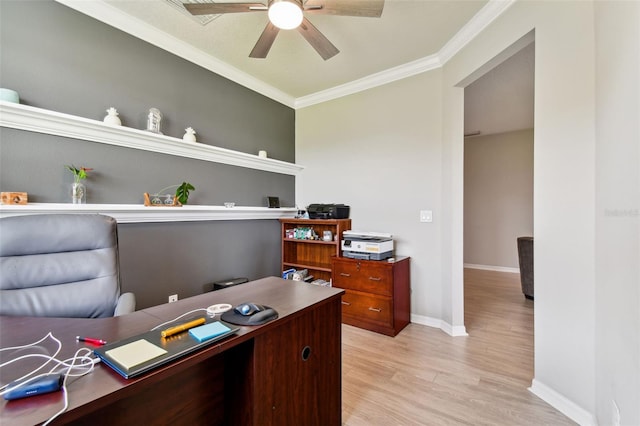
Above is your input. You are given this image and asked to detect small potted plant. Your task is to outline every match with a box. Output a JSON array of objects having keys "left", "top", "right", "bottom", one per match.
[
  {"left": 66, "top": 165, "right": 93, "bottom": 204},
  {"left": 145, "top": 182, "right": 195, "bottom": 206}
]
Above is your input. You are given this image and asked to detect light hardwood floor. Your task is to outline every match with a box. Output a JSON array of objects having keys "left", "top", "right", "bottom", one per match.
[{"left": 341, "top": 268, "right": 575, "bottom": 425}]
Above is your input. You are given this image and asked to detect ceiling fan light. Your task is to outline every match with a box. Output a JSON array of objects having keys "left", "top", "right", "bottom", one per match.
[{"left": 268, "top": 0, "right": 303, "bottom": 30}]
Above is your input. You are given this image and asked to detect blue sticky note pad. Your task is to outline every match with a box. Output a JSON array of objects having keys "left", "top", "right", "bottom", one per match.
[{"left": 189, "top": 322, "right": 232, "bottom": 343}]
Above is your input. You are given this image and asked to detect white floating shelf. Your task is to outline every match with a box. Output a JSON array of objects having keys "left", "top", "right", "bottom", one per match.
[
  {"left": 0, "top": 203, "right": 297, "bottom": 223},
  {"left": 0, "top": 101, "right": 304, "bottom": 176}
]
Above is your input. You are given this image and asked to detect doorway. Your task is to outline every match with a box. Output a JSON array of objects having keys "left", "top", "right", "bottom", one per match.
[{"left": 462, "top": 41, "right": 535, "bottom": 342}]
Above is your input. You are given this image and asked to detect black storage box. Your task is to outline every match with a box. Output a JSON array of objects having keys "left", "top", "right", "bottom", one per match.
[
  {"left": 307, "top": 204, "right": 350, "bottom": 219},
  {"left": 213, "top": 277, "right": 249, "bottom": 291}
]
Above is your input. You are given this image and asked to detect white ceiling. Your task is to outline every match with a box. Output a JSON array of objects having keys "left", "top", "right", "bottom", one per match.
[
  {"left": 56, "top": 0, "right": 533, "bottom": 134},
  {"left": 100, "top": 0, "right": 486, "bottom": 96}
]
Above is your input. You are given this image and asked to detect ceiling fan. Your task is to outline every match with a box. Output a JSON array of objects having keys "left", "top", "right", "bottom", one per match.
[{"left": 183, "top": 0, "right": 384, "bottom": 60}]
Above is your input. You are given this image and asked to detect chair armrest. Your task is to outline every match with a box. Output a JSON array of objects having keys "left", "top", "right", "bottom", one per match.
[{"left": 114, "top": 292, "right": 136, "bottom": 316}]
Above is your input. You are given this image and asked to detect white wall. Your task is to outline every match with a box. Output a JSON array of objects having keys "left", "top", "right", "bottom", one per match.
[
  {"left": 442, "top": 1, "right": 599, "bottom": 422},
  {"left": 594, "top": 1, "right": 640, "bottom": 424},
  {"left": 464, "top": 129, "right": 534, "bottom": 269},
  {"left": 440, "top": 2, "right": 603, "bottom": 423},
  {"left": 297, "top": 1, "right": 639, "bottom": 424},
  {"left": 297, "top": 70, "right": 445, "bottom": 325}
]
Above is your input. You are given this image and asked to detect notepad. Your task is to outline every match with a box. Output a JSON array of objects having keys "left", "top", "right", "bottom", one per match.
[
  {"left": 105, "top": 339, "right": 168, "bottom": 370},
  {"left": 189, "top": 322, "right": 232, "bottom": 343}
]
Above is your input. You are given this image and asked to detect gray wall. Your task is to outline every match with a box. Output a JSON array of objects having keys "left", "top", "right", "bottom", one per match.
[
  {"left": 118, "top": 220, "right": 281, "bottom": 308},
  {"left": 0, "top": 0, "right": 295, "bottom": 308},
  {"left": 463, "top": 129, "right": 534, "bottom": 269}
]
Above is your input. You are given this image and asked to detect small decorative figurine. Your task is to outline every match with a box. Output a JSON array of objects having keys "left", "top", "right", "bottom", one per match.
[
  {"left": 183, "top": 127, "right": 197, "bottom": 142},
  {"left": 146, "top": 108, "right": 163, "bottom": 134},
  {"left": 103, "top": 107, "right": 122, "bottom": 126}
]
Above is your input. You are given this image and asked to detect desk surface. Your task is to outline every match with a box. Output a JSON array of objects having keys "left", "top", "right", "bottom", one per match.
[{"left": 0, "top": 277, "right": 344, "bottom": 425}]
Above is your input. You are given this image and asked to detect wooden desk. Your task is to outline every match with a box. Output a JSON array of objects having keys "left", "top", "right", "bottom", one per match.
[{"left": 0, "top": 277, "right": 344, "bottom": 425}]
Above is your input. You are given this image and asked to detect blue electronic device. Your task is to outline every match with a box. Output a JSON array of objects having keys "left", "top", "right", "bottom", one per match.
[{"left": 3, "top": 373, "right": 64, "bottom": 400}]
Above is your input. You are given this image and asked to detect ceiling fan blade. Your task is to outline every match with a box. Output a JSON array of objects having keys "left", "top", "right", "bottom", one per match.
[
  {"left": 183, "top": 2, "right": 267, "bottom": 16},
  {"left": 249, "top": 22, "right": 280, "bottom": 58},
  {"left": 303, "top": 0, "right": 384, "bottom": 17},
  {"left": 297, "top": 17, "right": 339, "bottom": 60}
]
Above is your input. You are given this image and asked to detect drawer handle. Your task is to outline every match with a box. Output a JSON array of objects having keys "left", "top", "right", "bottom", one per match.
[
  {"left": 368, "top": 307, "right": 382, "bottom": 312},
  {"left": 341, "top": 301, "right": 351, "bottom": 306},
  {"left": 340, "top": 273, "right": 351, "bottom": 277},
  {"left": 368, "top": 276, "right": 382, "bottom": 281}
]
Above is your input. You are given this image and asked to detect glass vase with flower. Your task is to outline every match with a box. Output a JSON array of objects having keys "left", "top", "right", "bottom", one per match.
[{"left": 66, "top": 165, "right": 92, "bottom": 204}]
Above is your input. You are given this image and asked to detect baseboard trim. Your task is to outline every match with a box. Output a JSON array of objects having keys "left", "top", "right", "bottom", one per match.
[
  {"left": 464, "top": 263, "right": 520, "bottom": 274},
  {"left": 529, "top": 379, "right": 596, "bottom": 426},
  {"left": 411, "top": 314, "right": 468, "bottom": 337}
]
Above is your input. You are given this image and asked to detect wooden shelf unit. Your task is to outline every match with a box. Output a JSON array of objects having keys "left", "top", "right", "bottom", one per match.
[{"left": 279, "top": 218, "right": 351, "bottom": 282}]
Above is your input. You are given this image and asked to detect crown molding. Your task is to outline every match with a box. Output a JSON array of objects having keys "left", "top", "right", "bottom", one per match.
[
  {"left": 438, "top": 0, "right": 516, "bottom": 64},
  {"left": 54, "top": 0, "right": 514, "bottom": 110},
  {"left": 296, "top": 0, "right": 516, "bottom": 107},
  {"left": 294, "top": 54, "right": 442, "bottom": 108}
]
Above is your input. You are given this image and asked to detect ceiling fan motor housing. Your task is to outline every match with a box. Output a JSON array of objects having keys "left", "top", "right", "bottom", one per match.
[{"left": 268, "top": 0, "right": 303, "bottom": 30}]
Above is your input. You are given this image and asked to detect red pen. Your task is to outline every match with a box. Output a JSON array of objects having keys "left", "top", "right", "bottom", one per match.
[{"left": 76, "top": 336, "right": 107, "bottom": 346}]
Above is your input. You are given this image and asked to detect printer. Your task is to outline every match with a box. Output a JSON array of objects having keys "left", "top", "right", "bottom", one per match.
[
  {"left": 307, "top": 204, "right": 350, "bottom": 219},
  {"left": 341, "top": 231, "right": 394, "bottom": 261}
]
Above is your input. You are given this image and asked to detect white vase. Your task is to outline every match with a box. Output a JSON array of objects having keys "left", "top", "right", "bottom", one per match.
[
  {"left": 104, "top": 107, "right": 122, "bottom": 126},
  {"left": 183, "top": 127, "right": 197, "bottom": 142}
]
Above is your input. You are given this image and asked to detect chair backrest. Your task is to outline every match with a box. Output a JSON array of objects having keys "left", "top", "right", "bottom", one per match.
[{"left": 0, "top": 214, "right": 123, "bottom": 318}]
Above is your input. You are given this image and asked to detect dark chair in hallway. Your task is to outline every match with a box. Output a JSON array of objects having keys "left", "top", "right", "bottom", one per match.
[{"left": 517, "top": 236, "right": 534, "bottom": 300}]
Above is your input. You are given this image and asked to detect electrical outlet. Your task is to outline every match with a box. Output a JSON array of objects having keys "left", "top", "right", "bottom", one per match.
[
  {"left": 168, "top": 294, "right": 178, "bottom": 303},
  {"left": 420, "top": 210, "right": 433, "bottom": 223}
]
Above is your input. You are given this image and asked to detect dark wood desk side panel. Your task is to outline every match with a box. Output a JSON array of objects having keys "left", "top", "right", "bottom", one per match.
[
  {"left": 224, "top": 339, "right": 255, "bottom": 426},
  {"left": 253, "top": 297, "right": 342, "bottom": 426}
]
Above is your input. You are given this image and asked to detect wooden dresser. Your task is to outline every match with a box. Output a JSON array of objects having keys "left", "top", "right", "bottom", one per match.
[{"left": 331, "top": 256, "right": 410, "bottom": 336}]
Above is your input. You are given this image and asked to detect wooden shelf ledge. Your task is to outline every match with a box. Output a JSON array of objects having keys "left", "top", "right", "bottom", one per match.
[
  {"left": 0, "top": 101, "right": 304, "bottom": 176},
  {"left": 0, "top": 203, "right": 297, "bottom": 223}
]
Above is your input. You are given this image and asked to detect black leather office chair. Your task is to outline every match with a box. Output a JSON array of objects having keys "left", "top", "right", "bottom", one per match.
[{"left": 0, "top": 214, "right": 135, "bottom": 318}]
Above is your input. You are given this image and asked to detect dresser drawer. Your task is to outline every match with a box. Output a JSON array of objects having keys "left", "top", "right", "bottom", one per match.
[
  {"left": 332, "top": 260, "right": 392, "bottom": 296},
  {"left": 341, "top": 291, "right": 392, "bottom": 327}
]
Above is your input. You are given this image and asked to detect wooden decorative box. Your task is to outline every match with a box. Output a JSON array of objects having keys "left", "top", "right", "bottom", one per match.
[{"left": 1, "top": 192, "right": 28, "bottom": 205}]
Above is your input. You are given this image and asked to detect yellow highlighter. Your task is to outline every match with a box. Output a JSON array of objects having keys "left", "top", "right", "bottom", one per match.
[{"left": 160, "top": 317, "right": 206, "bottom": 338}]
